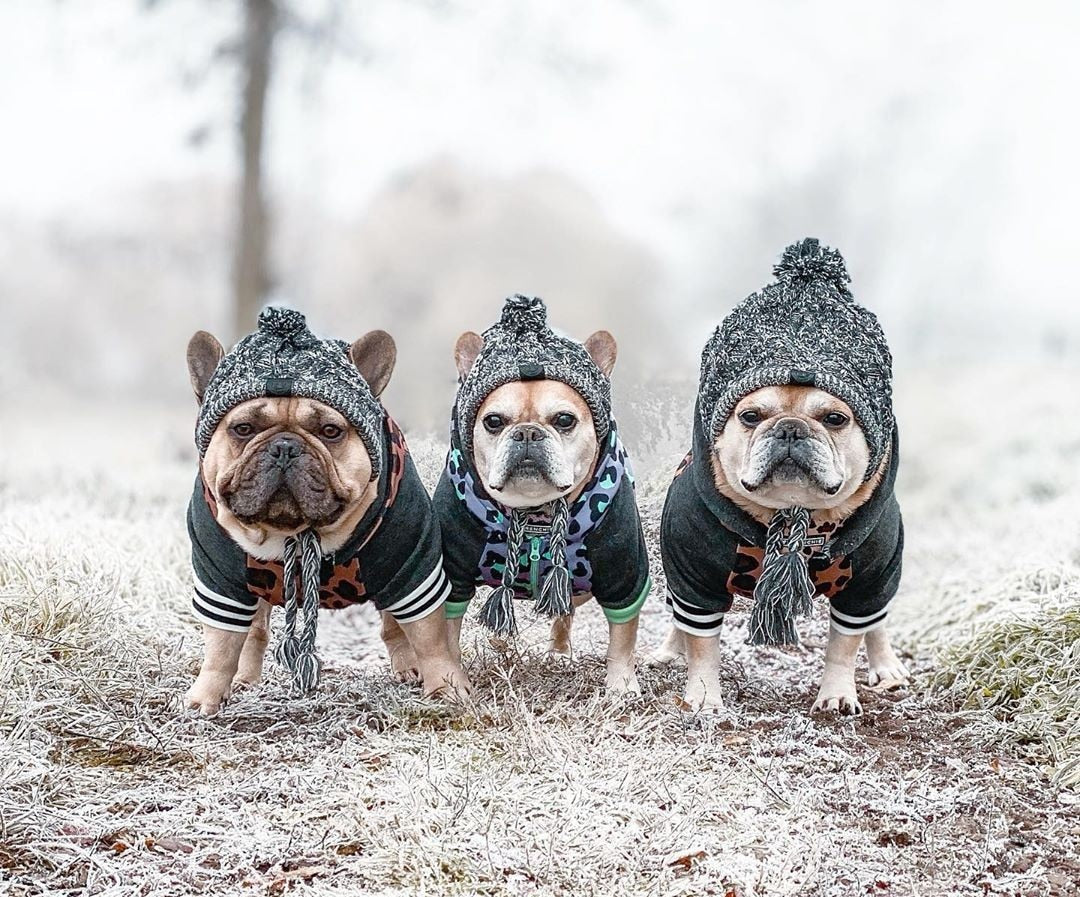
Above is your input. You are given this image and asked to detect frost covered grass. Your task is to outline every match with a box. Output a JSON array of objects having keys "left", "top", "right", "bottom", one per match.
[{"left": 1, "top": 365, "right": 1079, "bottom": 896}]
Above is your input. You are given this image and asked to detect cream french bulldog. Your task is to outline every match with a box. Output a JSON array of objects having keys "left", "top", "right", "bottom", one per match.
[
  {"left": 184, "top": 307, "right": 469, "bottom": 715},
  {"left": 658, "top": 239, "right": 907, "bottom": 716},
  {"left": 432, "top": 295, "right": 651, "bottom": 694}
]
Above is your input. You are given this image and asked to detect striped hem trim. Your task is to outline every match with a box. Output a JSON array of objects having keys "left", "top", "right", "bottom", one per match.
[
  {"left": 829, "top": 596, "right": 894, "bottom": 635},
  {"left": 191, "top": 596, "right": 254, "bottom": 632},
  {"left": 193, "top": 572, "right": 259, "bottom": 611},
  {"left": 667, "top": 591, "right": 725, "bottom": 637},
  {"left": 385, "top": 564, "right": 451, "bottom": 623}
]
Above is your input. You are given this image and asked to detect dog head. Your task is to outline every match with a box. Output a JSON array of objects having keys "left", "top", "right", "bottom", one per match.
[
  {"left": 453, "top": 330, "right": 617, "bottom": 509},
  {"left": 712, "top": 384, "right": 879, "bottom": 515},
  {"left": 186, "top": 329, "right": 396, "bottom": 557}
]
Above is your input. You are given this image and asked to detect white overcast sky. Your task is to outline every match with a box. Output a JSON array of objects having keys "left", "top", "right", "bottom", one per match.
[{"left": 3, "top": 0, "right": 1079, "bottom": 337}]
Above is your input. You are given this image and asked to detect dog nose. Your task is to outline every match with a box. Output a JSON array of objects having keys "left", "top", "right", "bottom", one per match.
[
  {"left": 268, "top": 434, "right": 304, "bottom": 467},
  {"left": 771, "top": 418, "right": 810, "bottom": 441},
  {"left": 510, "top": 425, "right": 548, "bottom": 444}
]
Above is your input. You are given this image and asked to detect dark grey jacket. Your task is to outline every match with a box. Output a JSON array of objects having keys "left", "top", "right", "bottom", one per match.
[{"left": 661, "top": 407, "right": 903, "bottom": 638}]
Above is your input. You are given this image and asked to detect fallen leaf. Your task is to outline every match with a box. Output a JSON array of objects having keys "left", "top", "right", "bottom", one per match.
[{"left": 668, "top": 850, "right": 706, "bottom": 872}]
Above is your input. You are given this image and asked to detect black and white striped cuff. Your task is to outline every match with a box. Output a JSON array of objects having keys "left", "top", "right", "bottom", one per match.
[
  {"left": 382, "top": 562, "right": 451, "bottom": 624},
  {"left": 667, "top": 591, "right": 725, "bottom": 638},
  {"left": 829, "top": 598, "right": 892, "bottom": 635},
  {"left": 192, "top": 573, "right": 260, "bottom": 633}
]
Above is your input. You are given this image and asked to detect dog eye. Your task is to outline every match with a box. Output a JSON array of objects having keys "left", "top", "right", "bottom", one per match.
[
  {"left": 822, "top": 412, "right": 849, "bottom": 428},
  {"left": 738, "top": 410, "right": 762, "bottom": 427},
  {"left": 482, "top": 414, "right": 505, "bottom": 433},
  {"left": 320, "top": 424, "right": 344, "bottom": 441},
  {"left": 230, "top": 422, "right": 255, "bottom": 439},
  {"left": 552, "top": 412, "right": 577, "bottom": 431}
]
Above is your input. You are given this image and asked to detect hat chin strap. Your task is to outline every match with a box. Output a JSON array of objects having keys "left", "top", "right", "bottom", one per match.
[
  {"left": 746, "top": 506, "right": 816, "bottom": 646},
  {"left": 273, "top": 527, "right": 324, "bottom": 692}
]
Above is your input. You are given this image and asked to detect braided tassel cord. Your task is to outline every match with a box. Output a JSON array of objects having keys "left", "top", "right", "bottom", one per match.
[
  {"left": 479, "top": 510, "right": 524, "bottom": 636},
  {"left": 535, "top": 499, "right": 572, "bottom": 618},
  {"left": 747, "top": 507, "right": 815, "bottom": 646},
  {"left": 292, "top": 529, "right": 323, "bottom": 693},
  {"left": 272, "top": 528, "right": 324, "bottom": 693},
  {"left": 273, "top": 536, "right": 301, "bottom": 668}
]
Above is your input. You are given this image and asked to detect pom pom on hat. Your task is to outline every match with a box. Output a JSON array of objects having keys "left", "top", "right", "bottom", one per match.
[
  {"left": 258, "top": 306, "right": 309, "bottom": 337},
  {"left": 499, "top": 294, "right": 549, "bottom": 334},
  {"left": 772, "top": 238, "right": 852, "bottom": 299}
]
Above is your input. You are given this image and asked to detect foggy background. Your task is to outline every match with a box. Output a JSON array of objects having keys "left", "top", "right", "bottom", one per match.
[{"left": 3, "top": 0, "right": 1079, "bottom": 437}]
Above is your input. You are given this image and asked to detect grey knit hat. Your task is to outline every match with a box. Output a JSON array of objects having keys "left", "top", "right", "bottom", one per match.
[
  {"left": 195, "top": 307, "right": 385, "bottom": 478},
  {"left": 698, "top": 238, "right": 894, "bottom": 477},
  {"left": 455, "top": 295, "right": 611, "bottom": 452}
]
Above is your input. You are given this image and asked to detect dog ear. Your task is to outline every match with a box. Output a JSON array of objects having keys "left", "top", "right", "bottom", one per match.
[
  {"left": 454, "top": 332, "right": 484, "bottom": 380},
  {"left": 187, "top": 331, "right": 225, "bottom": 405},
  {"left": 584, "top": 330, "right": 617, "bottom": 376},
  {"left": 350, "top": 330, "right": 397, "bottom": 397}
]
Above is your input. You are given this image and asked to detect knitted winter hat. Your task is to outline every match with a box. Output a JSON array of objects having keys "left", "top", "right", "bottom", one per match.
[
  {"left": 195, "top": 307, "right": 385, "bottom": 478},
  {"left": 454, "top": 295, "right": 612, "bottom": 453},
  {"left": 698, "top": 238, "right": 894, "bottom": 478}
]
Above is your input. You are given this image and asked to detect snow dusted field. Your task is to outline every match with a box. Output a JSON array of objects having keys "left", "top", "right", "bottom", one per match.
[{"left": 1, "top": 363, "right": 1078, "bottom": 896}]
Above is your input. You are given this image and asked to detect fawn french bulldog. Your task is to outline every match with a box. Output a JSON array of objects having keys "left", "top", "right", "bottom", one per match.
[
  {"left": 658, "top": 239, "right": 908, "bottom": 715},
  {"left": 184, "top": 307, "right": 469, "bottom": 715},
  {"left": 432, "top": 295, "right": 651, "bottom": 694}
]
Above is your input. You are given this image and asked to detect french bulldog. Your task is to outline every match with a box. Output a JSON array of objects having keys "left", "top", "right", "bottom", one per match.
[
  {"left": 657, "top": 385, "right": 908, "bottom": 713},
  {"left": 183, "top": 309, "right": 469, "bottom": 715},
  {"left": 657, "top": 238, "right": 905, "bottom": 716},
  {"left": 434, "top": 295, "right": 651, "bottom": 695}
]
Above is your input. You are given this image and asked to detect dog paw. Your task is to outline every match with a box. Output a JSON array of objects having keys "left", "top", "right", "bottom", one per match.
[
  {"left": 681, "top": 678, "right": 725, "bottom": 712},
  {"left": 811, "top": 688, "right": 863, "bottom": 717},
  {"left": 868, "top": 659, "right": 910, "bottom": 691},
  {"left": 644, "top": 645, "right": 686, "bottom": 668},
  {"left": 385, "top": 640, "right": 421, "bottom": 684},
  {"left": 546, "top": 640, "right": 573, "bottom": 660},
  {"left": 185, "top": 672, "right": 233, "bottom": 717},
  {"left": 605, "top": 665, "right": 641, "bottom": 697},
  {"left": 420, "top": 662, "right": 472, "bottom": 701}
]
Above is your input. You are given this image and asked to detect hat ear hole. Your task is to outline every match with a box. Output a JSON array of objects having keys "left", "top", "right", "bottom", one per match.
[
  {"left": 350, "top": 330, "right": 397, "bottom": 398},
  {"left": 187, "top": 331, "right": 225, "bottom": 405},
  {"left": 584, "top": 330, "right": 617, "bottom": 376},
  {"left": 454, "top": 332, "right": 484, "bottom": 380}
]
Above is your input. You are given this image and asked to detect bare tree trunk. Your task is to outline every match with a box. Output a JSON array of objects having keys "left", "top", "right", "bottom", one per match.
[{"left": 233, "top": 0, "right": 276, "bottom": 340}]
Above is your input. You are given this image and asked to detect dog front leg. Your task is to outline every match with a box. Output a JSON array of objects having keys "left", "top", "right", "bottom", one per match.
[
  {"left": 683, "top": 633, "right": 725, "bottom": 710},
  {"left": 399, "top": 607, "right": 472, "bottom": 699},
  {"left": 865, "top": 627, "right": 909, "bottom": 690},
  {"left": 812, "top": 630, "right": 864, "bottom": 715},
  {"left": 380, "top": 611, "right": 420, "bottom": 683},
  {"left": 605, "top": 612, "right": 641, "bottom": 696},
  {"left": 186, "top": 626, "right": 247, "bottom": 716},
  {"left": 233, "top": 600, "right": 272, "bottom": 688},
  {"left": 547, "top": 593, "right": 594, "bottom": 658}
]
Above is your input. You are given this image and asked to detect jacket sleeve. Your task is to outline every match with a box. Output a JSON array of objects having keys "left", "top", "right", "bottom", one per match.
[
  {"left": 828, "top": 497, "right": 903, "bottom": 634},
  {"left": 431, "top": 467, "right": 486, "bottom": 603},
  {"left": 188, "top": 478, "right": 260, "bottom": 632},
  {"left": 360, "top": 454, "right": 450, "bottom": 623},
  {"left": 659, "top": 470, "right": 736, "bottom": 636},
  {"left": 586, "top": 479, "right": 651, "bottom": 622}
]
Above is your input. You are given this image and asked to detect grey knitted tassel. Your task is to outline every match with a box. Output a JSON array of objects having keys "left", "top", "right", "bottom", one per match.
[
  {"left": 747, "top": 507, "right": 816, "bottom": 646},
  {"left": 274, "top": 536, "right": 302, "bottom": 669},
  {"left": 479, "top": 510, "right": 525, "bottom": 636},
  {"left": 274, "top": 528, "right": 324, "bottom": 693},
  {"left": 535, "top": 499, "right": 572, "bottom": 618}
]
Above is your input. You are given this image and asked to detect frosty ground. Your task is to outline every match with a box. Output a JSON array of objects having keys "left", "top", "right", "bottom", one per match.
[{"left": 1, "top": 364, "right": 1078, "bottom": 897}]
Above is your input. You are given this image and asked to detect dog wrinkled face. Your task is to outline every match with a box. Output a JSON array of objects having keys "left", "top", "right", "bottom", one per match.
[
  {"left": 454, "top": 329, "right": 617, "bottom": 510},
  {"left": 202, "top": 397, "right": 373, "bottom": 534},
  {"left": 472, "top": 381, "right": 599, "bottom": 508},
  {"left": 714, "top": 385, "right": 871, "bottom": 510},
  {"left": 187, "top": 328, "right": 396, "bottom": 556}
]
